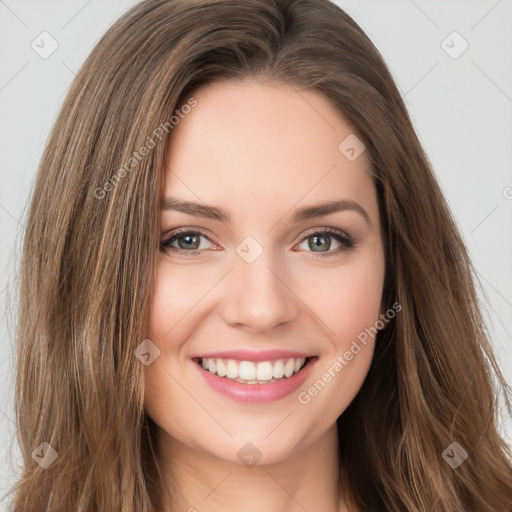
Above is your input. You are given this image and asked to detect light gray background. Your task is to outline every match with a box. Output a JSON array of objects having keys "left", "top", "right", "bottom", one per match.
[{"left": 1, "top": 0, "right": 511, "bottom": 507}]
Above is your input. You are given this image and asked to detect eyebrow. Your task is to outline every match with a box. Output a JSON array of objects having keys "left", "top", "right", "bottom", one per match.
[{"left": 161, "top": 197, "right": 371, "bottom": 225}]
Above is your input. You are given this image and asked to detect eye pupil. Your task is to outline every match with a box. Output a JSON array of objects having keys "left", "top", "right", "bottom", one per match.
[
  {"left": 309, "top": 234, "right": 331, "bottom": 252},
  {"left": 178, "top": 233, "right": 200, "bottom": 250}
]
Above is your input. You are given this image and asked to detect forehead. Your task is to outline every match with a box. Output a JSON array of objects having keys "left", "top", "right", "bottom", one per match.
[{"left": 164, "top": 79, "right": 377, "bottom": 222}]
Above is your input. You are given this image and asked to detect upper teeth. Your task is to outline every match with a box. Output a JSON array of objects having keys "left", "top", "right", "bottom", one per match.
[{"left": 200, "top": 357, "right": 306, "bottom": 382}]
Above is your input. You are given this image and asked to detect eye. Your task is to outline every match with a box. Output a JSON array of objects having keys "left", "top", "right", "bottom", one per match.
[
  {"left": 294, "top": 228, "right": 354, "bottom": 259},
  {"left": 160, "top": 229, "right": 215, "bottom": 256}
]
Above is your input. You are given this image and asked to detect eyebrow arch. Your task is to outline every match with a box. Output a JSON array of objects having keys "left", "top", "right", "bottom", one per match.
[
  {"left": 161, "top": 197, "right": 371, "bottom": 225},
  {"left": 292, "top": 200, "right": 370, "bottom": 225}
]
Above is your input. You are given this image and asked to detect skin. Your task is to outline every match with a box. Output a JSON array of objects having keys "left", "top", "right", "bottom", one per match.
[{"left": 144, "top": 78, "right": 386, "bottom": 512}]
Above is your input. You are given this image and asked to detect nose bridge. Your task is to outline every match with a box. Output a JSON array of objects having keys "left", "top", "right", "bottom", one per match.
[{"left": 220, "top": 236, "right": 299, "bottom": 331}]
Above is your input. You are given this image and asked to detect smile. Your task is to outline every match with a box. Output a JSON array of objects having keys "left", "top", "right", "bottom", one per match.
[
  {"left": 191, "top": 354, "right": 318, "bottom": 402},
  {"left": 196, "top": 356, "right": 310, "bottom": 384}
]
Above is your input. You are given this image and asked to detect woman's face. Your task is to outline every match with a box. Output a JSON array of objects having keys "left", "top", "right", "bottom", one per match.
[{"left": 145, "top": 78, "right": 386, "bottom": 465}]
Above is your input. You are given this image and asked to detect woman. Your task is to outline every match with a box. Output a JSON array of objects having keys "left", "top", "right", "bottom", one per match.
[{"left": 9, "top": 0, "right": 512, "bottom": 511}]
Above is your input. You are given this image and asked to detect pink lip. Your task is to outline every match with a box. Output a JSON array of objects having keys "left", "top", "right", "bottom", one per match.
[
  {"left": 189, "top": 349, "right": 314, "bottom": 362},
  {"left": 193, "top": 356, "right": 318, "bottom": 403}
]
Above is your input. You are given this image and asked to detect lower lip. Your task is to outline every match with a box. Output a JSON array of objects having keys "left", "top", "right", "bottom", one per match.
[{"left": 193, "top": 357, "right": 318, "bottom": 403}]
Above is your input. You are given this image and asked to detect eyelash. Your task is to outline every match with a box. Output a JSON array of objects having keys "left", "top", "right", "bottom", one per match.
[{"left": 160, "top": 227, "right": 354, "bottom": 259}]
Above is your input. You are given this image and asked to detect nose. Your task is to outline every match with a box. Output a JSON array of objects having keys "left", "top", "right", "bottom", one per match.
[{"left": 219, "top": 249, "right": 300, "bottom": 333}]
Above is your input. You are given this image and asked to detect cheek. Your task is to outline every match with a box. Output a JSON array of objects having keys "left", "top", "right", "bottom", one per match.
[
  {"left": 143, "top": 259, "right": 220, "bottom": 423},
  {"left": 143, "top": 265, "right": 198, "bottom": 437},
  {"left": 294, "top": 257, "right": 383, "bottom": 418},
  {"left": 146, "top": 258, "right": 213, "bottom": 346},
  {"left": 298, "top": 253, "right": 384, "bottom": 352}
]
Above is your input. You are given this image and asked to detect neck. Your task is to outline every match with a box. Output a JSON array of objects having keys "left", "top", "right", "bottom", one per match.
[{"left": 154, "top": 422, "right": 353, "bottom": 512}]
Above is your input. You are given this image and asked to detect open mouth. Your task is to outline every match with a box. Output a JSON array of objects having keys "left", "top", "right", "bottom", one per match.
[{"left": 193, "top": 356, "right": 316, "bottom": 385}]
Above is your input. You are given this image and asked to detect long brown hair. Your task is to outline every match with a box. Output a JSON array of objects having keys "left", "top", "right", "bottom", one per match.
[{"left": 8, "top": 0, "right": 512, "bottom": 510}]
